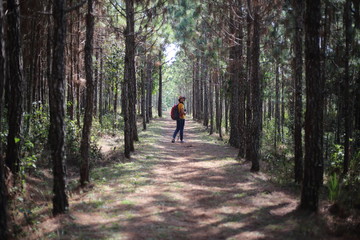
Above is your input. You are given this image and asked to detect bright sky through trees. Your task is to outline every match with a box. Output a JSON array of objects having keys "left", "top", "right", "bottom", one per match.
[{"left": 165, "top": 43, "right": 179, "bottom": 64}]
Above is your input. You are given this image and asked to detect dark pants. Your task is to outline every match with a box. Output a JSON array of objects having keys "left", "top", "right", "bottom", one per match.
[{"left": 173, "top": 119, "right": 185, "bottom": 140}]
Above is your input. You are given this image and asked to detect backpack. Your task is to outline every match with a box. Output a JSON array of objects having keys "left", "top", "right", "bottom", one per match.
[{"left": 170, "top": 104, "right": 180, "bottom": 120}]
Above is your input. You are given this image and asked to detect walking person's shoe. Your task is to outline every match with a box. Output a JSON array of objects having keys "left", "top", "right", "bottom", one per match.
[
  {"left": 180, "top": 140, "right": 185, "bottom": 143},
  {"left": 171, "top": 138, "right": 175, "bottom": 143}
]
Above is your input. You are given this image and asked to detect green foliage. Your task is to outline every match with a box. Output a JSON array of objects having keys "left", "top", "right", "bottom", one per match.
[
  {"left": 20, "top": 103, "right": 50, "bottom": 176},
  {"left": 65, "top": 119, "right": 81, "bottom": 165},
  {"left": 327, "top": 173, "right": 341, "bottom": 202},
  {"left": 328, "top": 144, "right": 344, "bottom": 175}
]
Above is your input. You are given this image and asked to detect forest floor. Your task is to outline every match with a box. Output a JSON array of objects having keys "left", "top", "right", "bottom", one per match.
[{"left": 26, "top": 117, "right": 359, "bottom": 240}]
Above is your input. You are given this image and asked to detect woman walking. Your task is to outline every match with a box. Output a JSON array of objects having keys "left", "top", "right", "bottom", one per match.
[{"left": 172, "top": 96, "right": 186, "bottom": 143}]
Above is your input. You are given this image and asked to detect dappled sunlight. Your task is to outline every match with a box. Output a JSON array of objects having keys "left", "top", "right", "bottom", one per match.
[{"left": 37, "top": 118, "right": 320, "bottom": 240}]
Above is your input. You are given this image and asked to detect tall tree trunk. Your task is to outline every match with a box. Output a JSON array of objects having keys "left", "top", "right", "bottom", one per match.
[
  {"left": 203, "top": 59, "right": 209, "bottom": 128},
  {"left": 80, "top": 0, "right": 95, "bottom": 187},
  {"left": 300, "top": 0, "right": 323, "bottom": 212},
  {"left": 209, "top": 71, "right": 214, "bottom": 134},
  {"left": 93, "top": 50, "right": 99, "bottom": 116},
  {"left": 342, "top": 0, "right": 352, "bottom": 175},
  {"left": 68, "top": 1, "right": 75, "bottom": 120},
  {"left": 141, "top": 67, "right": 146, "bottom": 130},
  {"left": 228, "top": 7, "right": 240, "bottom": 148},
  {"left": 275, "top": 62, "right": 280, "bottom": 147},
  {"left": 0, "top": 0, "right": 8, "bottom": 236},
  {"left": 50, "top": 0, "right": 69, "bottom": 215},
  {"left": 46, "top": 1, "right": 52, "bottom": 107},
  {"left": 146, "top": 57, "right": 152, "bottom": 123},
  {"left": 123, "top": 0, "right": 135, "bottom": 157},
  {"left": 5, "top": 0, "right": 23, "bottom": 175},
  {"left": 99, "top": 48, "right": 103, "bottom": 126},
  {"left": 249, "top": 2, "right": 261, "bottom": 172},
  {"left": 218, "top": 73, "right": 224, "bottom": 140},
  {"left": 245, "top": 2, "right": 253, "bottom": 161},
  {"left": 76, "top": 8, "right": 81, "bottom": 127},
  {"left": 215, "top": 71, "right": 221, "bottom": 137},
  {"left": 237, "top": 0, "right": 246, "bottom": 157},
  {"left": 293, "top": 0, "right": 304, "bottom": 184},
  {"left": 158, "top": 51, "right": 163, "bottom": 117}
]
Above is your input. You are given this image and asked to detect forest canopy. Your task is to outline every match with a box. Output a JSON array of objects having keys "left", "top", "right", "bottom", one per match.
[{"left": 0, "top": 0, "right": 360, "bottom": 239}]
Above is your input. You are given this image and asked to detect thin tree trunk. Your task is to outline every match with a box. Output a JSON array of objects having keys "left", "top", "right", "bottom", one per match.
[
  {"left": 245, "top": 2, "right": 253, "bottom": 161},
  {"left": 342, "top": 0, "right": 352, "bottom": 175},
  {"left": 300, "top": 0, "right": 323, "bottom": 212},
  {"left": 228, "top": 6, "right": 240, "bottom": 147},
  {"left": 158, "top": 51, "right": 163, "bottom": 118},
  {"left": 76, "top": 7, "right": 81, "bottom": 127},
  {"left": 68, "top": 2, "right": 75, "bottom": 120},
  {"left": 219, "top": 74, "right": 223, "bottom": 140},
  {"left": 99, "top": 48, "right": 103, "bottom": 126},
  {"left": 80, "top": 0, "right": 95, "bottom": 187},
  {"left": 93, "top": 50, "right": 98, "bottom": 116},
  {"left": 141, "top": 67, "right": 146, "bottom": 130},
  {"left": 146, "top": 57, "right": 152, "bottom": 123},
  {"left": 209, "top": 71, "right": 214, "bottom": 134},
  {"left": 275, "top": 62, "right": 280, "bottom": 147},
  {"left": 237, "top": 0, "right": 246, "bottom": 157},
  {"left": 5, "top": 0, "right": 23, "bottom": 175},
  {"left": 50, "top": 0, "right": 69, "bottom": 215},
  {"left": 0, "top": 0, "right": 8, "bottom": 236},
  {"left": 203, "top": 59, "right": 209, "bottom": 128}
]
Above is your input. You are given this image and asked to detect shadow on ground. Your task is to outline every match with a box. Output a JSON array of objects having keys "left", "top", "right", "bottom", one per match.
[{"left": 37, "top": 118, "right": 351, "bottom": 240}]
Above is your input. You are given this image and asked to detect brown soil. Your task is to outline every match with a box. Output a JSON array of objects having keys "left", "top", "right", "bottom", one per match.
[{"left": 27, "top": 118, "right": 359, "bottom": 240}]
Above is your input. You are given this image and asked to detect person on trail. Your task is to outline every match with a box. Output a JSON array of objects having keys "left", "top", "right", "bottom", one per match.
[{"left": 172, "top": 96, "right": 186, "bottom": 143}]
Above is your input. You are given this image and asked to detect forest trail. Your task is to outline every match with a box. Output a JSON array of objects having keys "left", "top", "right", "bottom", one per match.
[{"left": 38, "top": 118, "right": 334, "bottom": 240}]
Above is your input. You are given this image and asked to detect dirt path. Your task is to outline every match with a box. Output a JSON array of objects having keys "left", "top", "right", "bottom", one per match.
[{"left": 38, "top": 118, "right": 340, "bottom": 240}]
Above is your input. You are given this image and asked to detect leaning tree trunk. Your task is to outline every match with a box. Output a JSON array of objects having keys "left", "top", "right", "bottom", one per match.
[
  {"left": 0, "top": 0, "right": 8, "bottom": 236},
  {"left": 249, "top": 3, "right": 262, "bottom": 172},
  {"left": 5, "top": 0, "right": 23, "bottom": 175},
  {"left": 300, "top": 0, "right": 323, "bottom": 212},
  {"left": 50, "top": 0, "right": 69, "bottom": 215},
  {"left": 80, "top": 0, "right": 95, "bottom": 187},
  {"left": 293, "top": 0, "right": 304, "bottom": 184}
]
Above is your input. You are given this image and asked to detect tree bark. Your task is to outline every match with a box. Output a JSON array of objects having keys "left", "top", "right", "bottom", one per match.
[
  {"left": 209, "top": 71, "right": 214, "bottom": 134},
  {"left": 50, "top": 0, "right": 69, "bottom": 215},
  {"left": 293, "top": 0, "right": 304, "bottom": 184},
  {"left": 123, "top": 0, "right": 136, "bottom": 157},
  {"left": 99, "top": 48, "right": 103, "bottom": 125},
  {"left": 249, "top": 3, "right": 261, "bottom": 172},
  {"left": 203, "top": 58, "right": 209, "bottom": 128},
  {"left": 300, "top": 0, "right": 323, "bottom": 212},
  {"left": 342, "top": 0, "right": 352, "bottom": 175},
  {"left": 146, "top": 57, "right": 152, "bottom": 123},
  {"left": 0, "top": 0, "right": 8, "bottom": 236},
  {"left": 141, "top": 67, "right": 146, "bottom": 130},
  {"left": 158, "top": 50, "right": 163, "bottom": 118},
  {"left": 80, "top": 0, "right": 95, "bottom": 187},
  {"left": 228, "top": 6, "right": 240, "bottom": 148},
  {"left": 5, "top": 0, "right": 23, "bottom": 175}
]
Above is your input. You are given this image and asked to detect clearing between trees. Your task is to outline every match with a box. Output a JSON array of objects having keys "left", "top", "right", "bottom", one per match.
[{"left": 32, "top": 118, "right": 354, "bottom": 240}]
